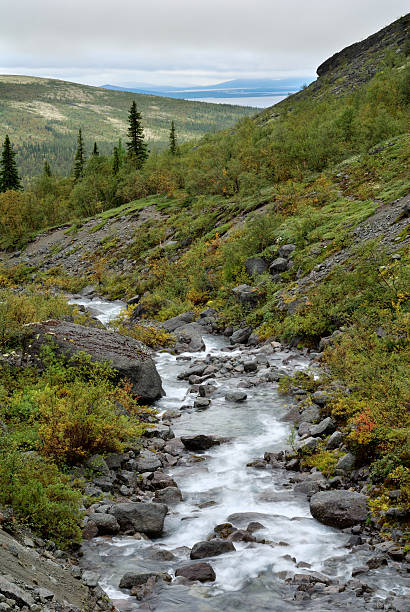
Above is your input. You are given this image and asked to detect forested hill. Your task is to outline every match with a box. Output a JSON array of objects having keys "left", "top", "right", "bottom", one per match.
[{"left": 0, "top": 75, "right": 256, "bottom": 178}]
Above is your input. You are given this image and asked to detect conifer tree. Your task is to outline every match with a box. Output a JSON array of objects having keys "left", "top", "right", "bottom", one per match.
[
  {"left": 73, "top": 129, "right": 85, "bottom": 182},
  {"left": 169, "top": 120, "right": 178, "bottom": 155},
  {"left": 43, "top": 160, "right": 52, "bottom": 177},
  {"left": 0, "top": 135, "right": 21, "bottom": 192},
  {"left": 112, "top": 146, "right": 120, "bottom": 175},
  {"left": 92, "top": 141, "right": 99, "bottom": 156},
  {"left": 127, "top": 101, "right": 148, "bottom": 168}
]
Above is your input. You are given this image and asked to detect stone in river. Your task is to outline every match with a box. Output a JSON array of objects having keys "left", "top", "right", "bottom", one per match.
[
  {"left": 190, "top": 539, "right": 235, "bottom": 559},
  {"left": 181, "top": 435, "right": 221, "bottom": 451},
  {"left": 225, "top": 391, "right": 247, "bottom": 402},
  {"left": 175, "top": 562, "right": 216, "bottom": 582}
]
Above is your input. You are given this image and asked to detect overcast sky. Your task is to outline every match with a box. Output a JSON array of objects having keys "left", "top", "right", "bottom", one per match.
[{"left": 1, "top": 0, "right": 408, "bottom": 86}]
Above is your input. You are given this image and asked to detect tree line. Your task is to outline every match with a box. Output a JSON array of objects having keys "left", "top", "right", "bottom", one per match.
[{"left": 0, "top": 101, "right": 179, "bottom": 192}]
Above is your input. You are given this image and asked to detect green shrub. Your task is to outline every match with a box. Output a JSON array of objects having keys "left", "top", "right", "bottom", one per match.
[{"left": 0, "top": 444, "right": 83, "bottom": 548}]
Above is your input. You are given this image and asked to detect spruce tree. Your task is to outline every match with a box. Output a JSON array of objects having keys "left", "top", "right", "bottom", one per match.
[
  {"left": 169, "top": 120, "right": 178, "bottom": 154},
  {"left": 43, "top": 160, "right": 52, "bottom": 177},
  {"left": 73, "top": 129, "right": 85, "bottom": 181},
  {"left": 0, "top": 135, "right": 21, "bottom": 192},
  {"left": 92, "top": 141, "right": 99, "bottom": 156},
  {"left": 127, "top": 101, "right": 148, "bottom": 168},
  {"left": 112, "top": 146, "right": 120, "bottom": 175}
]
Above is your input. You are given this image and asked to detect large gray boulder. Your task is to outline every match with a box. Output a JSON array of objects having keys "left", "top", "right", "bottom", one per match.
[
  {"left": 278, "top": 244, "right": 296, "bottom": 258},
  {"left": 173, "top": 323, "right": 205, "bottom": 353},
  {"left": 269, "top": 257, "right": 288, "bottom": 274},
  {"left": 310, "top": 491, "right": 367, "bottom": 528},
  {"left": 230, "top": 327, "right": 252, "bottom": 345},
  {"left": 161, "top": 312, "right": 195, "bottom": 332},
  {"left": 190, "top": 539, "right": 235, "bottom": 559},
  {"left": 88, "top": 512, "right": 120, "bottom": 535},
  {"left": 110, "top": 502, "right": 168, "bottom": 535},
  {"left": 25, "top": 320, "right": 164, "bottom": 403},
  {"left": 244, "top": 257, "right": 267, "bottom": 276}
]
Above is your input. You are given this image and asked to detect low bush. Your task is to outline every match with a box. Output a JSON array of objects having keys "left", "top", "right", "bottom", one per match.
[{"left": 0, "top": 443, "right": 83, "bottom": 548}]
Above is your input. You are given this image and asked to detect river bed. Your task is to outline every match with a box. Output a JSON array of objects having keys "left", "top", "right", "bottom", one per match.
[{"left": 71, "top": 296, "right": 409, "bottom": 611}]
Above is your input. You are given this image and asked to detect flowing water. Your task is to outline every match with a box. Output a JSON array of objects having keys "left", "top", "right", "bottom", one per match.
[{"left": 72, "top": 297, "right": 408, "bottom": 611}]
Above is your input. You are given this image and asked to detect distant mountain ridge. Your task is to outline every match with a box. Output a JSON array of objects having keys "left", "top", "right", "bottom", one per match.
[{"left": 101, "top": 77, "right": 313, "bottom": 99}]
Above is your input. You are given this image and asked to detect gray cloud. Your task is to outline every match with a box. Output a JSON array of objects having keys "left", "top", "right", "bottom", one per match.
[{"left": 1, "top": 0, "right": 408, "bottom": 85}]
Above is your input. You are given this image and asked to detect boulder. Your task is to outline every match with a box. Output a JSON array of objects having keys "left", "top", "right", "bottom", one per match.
[
  {"left": 296, "top": 436, "right": 320, "bottom": 452},
  {"left": 278, "top": 244, "right": 296, "bottom": 258},
  {"left": 161, "top": 312, "right": 195, "bottom": 332},
  {"left": 269, "top": 257, "right": 288, "bottom": 274},
  {"left": 232, "top": 284, "right": 261, "bottom": 306},
  {"left": 190, "top": 539, "right": 235, "bottom": 559},
  {"left": 310, "top": 417, "right": 335, "bottom": 437},
  {"left": 310, "top": 491, "right": 367, "bottom": 528},
  {"left": 136, "top": 452, "right": 162, "bottom": 472},
  {"left": 326, "top": 431, "right": 343, "bottom": 450},
  {"left": 335, "top": 452, "right": 356, "bottom": 471},
  {"left": 230, "top": 327, "right": 252, "bottom": 345},
  {"left": 25, "top": 320, "right": 164, "bottom": 403},
  {"left": 88, "top": 512, "right": 120, "bottom": 535},
  {"left": 144, "top": 424, "right": 174, "bottom": 440},
  {"left": 181, "top": 435, "right": 221, "bottom": 451},
  {"left": 225, "top": 391, "right": 247, "bottom": 402},
  {"left": 119, "top": 571, "right": 168, "bottom": 589},
  {"left": 154, "top": 486, "right": 182, "bottom": 505},
  {"left": 244, "top": 257, "right": 267, "bottom": 276},
  {"left": 175, "top": 563, "right": 216, "bottom": 583},
  {"left": 173, "top": 323, "right": 205, "bottom": 353},
  {"left": 110, "top": 502, "right": 168, "bottom": 535}
]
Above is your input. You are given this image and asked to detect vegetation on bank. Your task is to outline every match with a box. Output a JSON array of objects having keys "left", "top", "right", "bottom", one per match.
[{"left": 0, "top": 289, "right": 152, "bottom": 547}]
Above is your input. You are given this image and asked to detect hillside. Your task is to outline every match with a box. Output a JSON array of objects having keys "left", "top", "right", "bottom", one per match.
[{"left": 0, "top": 75, "right": 256, "bottom": 178}]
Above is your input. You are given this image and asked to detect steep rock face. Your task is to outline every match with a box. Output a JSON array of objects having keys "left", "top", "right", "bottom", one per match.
[
  {"left": 317, "top": 15, "right": 409, "bottom": 77},
  {"left": 25, "top": 320, "right": 164, "bottom": 403}
]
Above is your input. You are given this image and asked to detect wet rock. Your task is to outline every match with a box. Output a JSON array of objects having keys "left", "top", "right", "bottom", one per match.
[
  {"left": 225, "top": 390, "right": 247, "bottom": 402},
  {"left": 190, "top": 539, "right": 235, "bottom": 559},
  {"left": 243, "top": 360, "right": 258, "bottom": 372},
  {"left": 161, "top": 312, "right": 195, "bottom": 332},
  {"left": 269, "top": 257, "right": 288, "bottom": 273},
  {"left": 82, "top": 570, "right": 100, "bottom": 587},
  {"left": 326, "top": 431, "right": 343, "bottom": 450},
  {"left": 194, "top": 398, "right": 211, "bottom": 410},
  {"left": 228, "top": 529, "right": 256, "bottom": 543},
  {"left": 230, "top": 327, "right": 252, "bottom": 345},
  {"left": 145, "top": 547, "right": 176, "bottom": 561},
  {"left": 149, "top": 471, "right": 177, "bottom": 490},
  {"left": 335, "top": 452, "right": 356, "bottom": 471},
  {"left": 175, "top": 562, "right": 216, "bottom": 582},
  {"left": 244, "top": 257, "right": 267, "bottom": 276},
  {"left": 310, "top": 491, "right": 367, "bottom": 528},
  {"left": 246, "top": 521, "right": 265, "bottom": 533},
  {"left": 181, "top": 435, "right": 221, "bottom": 451},
  {"left": 294, "top": 481, "right": 322, "bottom": 497},
  {"left": 25, "top": 320, "right": 164, "bottom": 403},
  {"left": 310, "top": 417, "right": 335, "bottom": 437},
  {"left": 119, "top": 571, "right": 169, "bottom": 589},
  {"left": 154, "top": 487, "right": 182, "bottom": 505},
  {"left": 366, "top": 555, "right": 387, "bottom": 569},
  {"left": 174, "top": 323, "right": 205, "bottom": 353},
  {"left": 110, "top": 502, "right": 168, "bottom": 535},
  {"left": 88, "top": 513, "right": 120, "bottom": 535},
  {"left": 232, "top": 284, "right": 262, "bottom": 306}
]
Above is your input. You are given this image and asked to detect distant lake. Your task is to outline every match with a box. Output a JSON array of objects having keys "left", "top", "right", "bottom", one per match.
[{"left": 190, "top": 95, "right": 288, "bottom": 108}]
